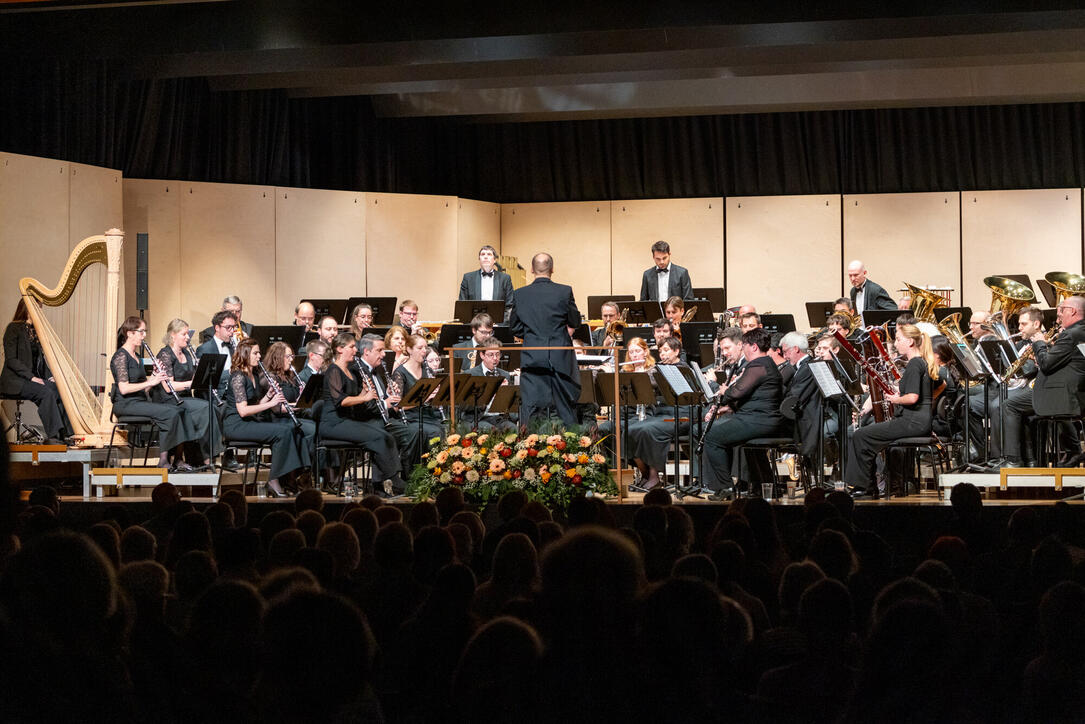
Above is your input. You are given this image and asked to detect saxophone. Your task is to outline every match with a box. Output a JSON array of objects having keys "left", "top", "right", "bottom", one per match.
[{"left": 1001, "top": 323, "right": 1060, "bottom": 384}]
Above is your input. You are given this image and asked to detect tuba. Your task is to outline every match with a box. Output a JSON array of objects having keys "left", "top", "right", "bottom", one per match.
[
  {"left": 984, "top": 276, "right": 1035, "bottom": 320},
  {"left": 1045, "top": 271, "right": 1085, "bottom": 304},
  {"left": 903, "top": 282, "right": 949, "bottom": 323},
  {"left": 937, "top": 312, "right": 986, "bottom": 378}
]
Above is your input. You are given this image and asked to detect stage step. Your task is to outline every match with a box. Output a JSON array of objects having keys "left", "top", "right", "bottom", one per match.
[
  {"left": 940, "top": 468, "right": 1085, "bottom": 492},
  {"left": 88, "top": 466, "right": 221, "bottom": 498}
]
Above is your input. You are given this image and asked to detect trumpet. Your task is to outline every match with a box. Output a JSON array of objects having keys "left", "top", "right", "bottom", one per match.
[
  {"left": 142, "top": 342, "right": 183, "bottom": 405},
  {"left": 257, "top": 361, "right": 301, "bottom": 428}
]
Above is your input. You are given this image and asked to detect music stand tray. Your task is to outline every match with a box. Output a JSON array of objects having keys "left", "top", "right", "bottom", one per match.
[
  {"left": 679, "top": 322, "right": 718, "bottom": 364},
  {"left": 934, "top": 307, "right": 972, "bottom": 324},
  {"left": 577, "top": 369, "right": 597, "bottom": 405},
  {"left": 191, "top": 353, "right": 227, "bottom": 397},
  {"left": 861, "top": 310, "right": 900, "bottom": 330},
  {"left": 594, "top": 372, "right": 656, "bottom": 409},
  {"left": 346, "top": 297, "right": 398, "bottom": 326},
  {"left": 251, "top": 325, "right": 308, "bottom": 353},
  {"left": 692, "top": 287, "right": 725, "bottom": 313},
  {"left": 619, "top": 300, "right": 666, "bottom": 325},
  {"left": 1037, "top": 279, "right": 1057, "bottom": 307},
  {"left": 454, "top": 300, "right": 505, "bottom": 324},
  {"left": 805, "top": 301, "right": 835, "bottom": 328},
  {"left": 301, "top": 298, "right": 351, "bottom": 325},
  {"left": 489, "top": 385, "right": 521, "bottom": 415},
  {"left": 760, "top": 314, "right": 797, "bottom": 335},
  {"left": 588, "top": 294, "right": 635, "bottom": 319},
  {"left": 294, "top": 373, "right": 323, "bottom": 411},
  {"left": 399, "top": 377, "right": 441, "bottom": 411},
  {"left": 437, "top": 324, "right": 474, "bottom": 353},
  {"left": 570, "top": 323, "right": 592, "bottom": 345}
]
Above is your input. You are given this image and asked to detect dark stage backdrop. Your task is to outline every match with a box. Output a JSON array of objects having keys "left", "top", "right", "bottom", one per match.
[{"left": 3, "top": 59, "right": 1085, "bottom": 203}]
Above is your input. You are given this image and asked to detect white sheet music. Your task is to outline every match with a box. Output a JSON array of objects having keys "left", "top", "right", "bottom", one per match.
[
  {"left": 656, "top": 364, "right": 694, "bottom": 398},
  {"left": 689, "top": 364, "right": 716, "bottom": 399},
  {"left": 809, "top": 360, "right": 846, "bottom": 398}
]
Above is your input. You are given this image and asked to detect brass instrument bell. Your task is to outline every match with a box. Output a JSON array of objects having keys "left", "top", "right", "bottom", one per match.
[
  {"left": 1044, "top": 271, "right": 1085, "bottom": 304},
  {"left": 902, "top": 282, "right": 949, "bottom": 323},
  {"left": 983, "top": 276, "right": 1035, "bottom": 320}
]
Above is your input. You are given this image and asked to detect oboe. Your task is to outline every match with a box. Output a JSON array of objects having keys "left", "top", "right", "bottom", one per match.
[
  {"left": 186, "top": 344, "right": 224, "bottom": 407},
  {"left": 258, "top": 361, "right": 301, "bottom": 428},
  {"left": 142, "top": 342, "right": 182, "bottom": 405},
  {"left": 355, "top": 359, "right": 389, "bottom": 423}
]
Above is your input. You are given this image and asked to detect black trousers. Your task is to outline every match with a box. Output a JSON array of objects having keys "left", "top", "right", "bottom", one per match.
[
  {"left": 844, "top": 414, "right": 930, "bottom": 489},
  {"left": 16, "top": 378, "right": 69, "bottom": 439},
  {"left": 321, "top": 413, "right": 401, "bottom": 482},
  {"left": 113, "top": 396, "right": 191, "bottom": 452},
  {"left": 222, "top": 413, "right": 309, "bottom": 482},
  {"left": 1002, "top": 386, "right": 1035, "bottom": 461},
  {"left": 700, "top": 413, "right": 783, "bottom": 492},
  {"left": 520, "top": 371, "right": 578, "bottom": 427}
]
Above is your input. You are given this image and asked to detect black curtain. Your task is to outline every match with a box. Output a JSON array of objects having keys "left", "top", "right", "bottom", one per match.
[{"left": 3, "top": 58, "right": 1085, "bottom": 203}]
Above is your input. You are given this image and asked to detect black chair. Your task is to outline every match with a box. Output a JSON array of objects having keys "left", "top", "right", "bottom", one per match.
[
  {"left": 312, "top": 400, "right": 372, "bottom": 496},
  {"left": 218, "top": 440, "right": 271, "bottom": 496},
  {"left": 735, "top": 437, "right": 801, "bottom": 498},
  {"left": 1033, "top": 414, "right": 1085, "bottom": 467},
  {"left": 106, "top": 411, "right": 159, "bottom": 468},
  {"left": 883, "top": 436, "right": 950, "bottom": 499},
  {"left": 1, "top": 393, "right": 45, "bottom": 443}
]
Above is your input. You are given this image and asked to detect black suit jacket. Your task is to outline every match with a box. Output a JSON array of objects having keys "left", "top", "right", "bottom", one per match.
[
  {"left": 639, "top": 264, "right": 693, "bottom": 302},
  {"left": 198, "top": 320, "right": 253, "bottom": 345},
  {"left": 849, "top": 280, "right": 897, "bottom": 313},
  {"left": 1, "top": 322, "right": 42, "bottom": 395},
  {"left": 452, "top": 340, "right": 481, "bottom": 369},
  {"left": 458, "top": 269, "right": 515, "bottom": 306},
  {"left": 786, "top": 357, "right": 822, "bottom": 457},
  {"left": 1032, "top": 319, "right": 1085, "bottom": 416},
  {"left": 469, "top": 364, "right": 511, "bottom": 381},
  {"left": 509, "top": 277, "right": 581, "bottom": 387}
]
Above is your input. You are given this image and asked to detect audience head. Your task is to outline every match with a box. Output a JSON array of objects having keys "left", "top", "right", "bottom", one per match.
[
  {"left": 295, "top": 510, "right": 326, "bottom": 547},
  {"left": 120, "top": 525, "right": 157, "bottom": 564}
]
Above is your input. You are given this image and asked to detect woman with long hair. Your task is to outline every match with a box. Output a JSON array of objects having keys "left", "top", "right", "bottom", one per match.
[
  {"left": 110, "top": 316, "right": 198, "bottom": 470},
  {"left": 155, "top": 317, "right": 221, "bottom": 467},
  {"left": 348, "top": 303, "right": 374, "bottom": 339},
  {"left": 844, "top": 323, "right": 939, "bottom": 497},
  {"left": 1, "top": 300, "right": 70, "bottom": 442},
  {"left": 384, "top": 325, "right": 410, "bottom": 372},
  {"left": 222, "top": 338, "right": 310, "bottom": 497},
  {"left": 392, "top": 334, "right": 445, "bottom": 443},
  {"left": 261, "top": 341, "right": 316, "bottom": 459}
]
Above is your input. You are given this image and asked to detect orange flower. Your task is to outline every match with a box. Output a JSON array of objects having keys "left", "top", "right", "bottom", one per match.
[
  {"left": 503, "top": 471, "right": 512, "bottom": 479},
  {"left": 577, "top": 454, "right": 589, "bottom": 464}
]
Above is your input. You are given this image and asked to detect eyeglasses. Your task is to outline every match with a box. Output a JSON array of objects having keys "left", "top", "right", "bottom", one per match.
[{"left": 220, "top": 324, "right": 237, "bottom": 331}]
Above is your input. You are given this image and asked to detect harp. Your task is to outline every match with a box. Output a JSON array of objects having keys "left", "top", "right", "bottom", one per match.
[{"left": 18, "top": 228, "right": 124, "bottom": 447}]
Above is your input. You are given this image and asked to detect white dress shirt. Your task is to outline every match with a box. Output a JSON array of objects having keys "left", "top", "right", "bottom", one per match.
[
  {"left": 656, "top": 265, "right": 671, "bottom": 301},
  {"left": 480, "top": 270, "right": 495, "bottom": 300}
]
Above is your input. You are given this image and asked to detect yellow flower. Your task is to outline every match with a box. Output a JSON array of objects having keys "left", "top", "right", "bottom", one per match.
[{"left": 479, "top": 447, "right": 488, "bottom": 455}]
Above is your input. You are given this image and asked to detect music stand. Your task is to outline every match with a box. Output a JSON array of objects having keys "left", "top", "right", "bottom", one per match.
[
  {"left": 489, "top": 385, "right": 521, "bottom": 422},
  {"left": 346, "top": 297, "right": 398, "bottom": 325},
  {"left": 807, "top": 360, "right": 862, "bottom": 488},
  {"left": 622, "top": 325, "right": 656, "bottom": 348},
  {"left": 692, "top": 287, "right": 725, "bottom": 313},
  {"left": 683, "top": 301, "right": 715, "bottom": 321},
  {"left": 499, "top": 346, "right": 522, "bottom": 372},
  {"left": 595, "top": 372, "right": 656, "bottom": 483},
  {"left": 619, "top": 300, "right": 666, "bottom": 325},
  {"left": 1037, "top": 279, "right": 1058, "bottom": 307},
  {"left": 570, "top": 323, "right": 592, "bottom": 346},
  {"left": 302, "top": 299, "right": 350, "bottom": 325},
  {"left": 429, "top": 373, "right": 469, "bottom": 426},
  {"left": 760, "top": 314, "right": 797, "bottom": 335},
  {"left": 454, "top": 375, "right": 505, "bottom": 430},
  {"left": 1042, "top": 308, "right": 1058, "bottom": 329},
  {"left": 191, "top": 353, "right": 227, "bottom": 466},
  {"left": 861, "top": 310, "right": 900, "bottom": 332},
  {"left": 436, "top": 323, "right": 474, "bottom": 353},
  {"left": 654, "top": 364, "right": 704, "bottom": 496},
  {"left": 805, "top": 301, "right": 836, "bottom": 328},
  {"left": 294, "top": 372, "right": 323, "bottom": 412},
  {"left": 699, "top": 343, "right": 716, "bottom": 367},
  {"left": 400, "top": 377, "right": 443, "bottom": 462},
  {"left": 934, "top": 307, "right": 972, "bottom": 324},
  {"left": 588, "top": 294, "right": 635, "bottom": 319},
  {"left": 577, "top": 370, "right": 597, "bottom": 405},
  {"left": 251, "top": 325, "right": 308, "bottom": 353},
  {"left": 454, "top": 300, "right": 506, "bottom": 324},
  {"left": 679, "top": 322, "right": 718, "bottom": 365},
  {"left": 980, "top": 338, "right": 1018, "bottom": 466}
]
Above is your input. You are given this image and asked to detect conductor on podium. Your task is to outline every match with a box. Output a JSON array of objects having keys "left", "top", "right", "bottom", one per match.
[{"left": 509, "top": 253, "right": 581, "bottom": 426}]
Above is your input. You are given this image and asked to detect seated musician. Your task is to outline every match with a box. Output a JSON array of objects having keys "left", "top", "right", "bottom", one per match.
[
  {"left": 464, "top": 337, "right": 516, "bottom": 432},
  {"left": 833, "top": 297, "right": 855, "bottom": 315},
  {"left": 966, "top": 310, "right": 1002, "bottom": 458},
  {"left": 155, "top": 318, "right": 222, "bottom": 468},
  {"left": 739, "top": 312, "right": 761, "bottom": 333},
  {"left": 294, "top": 301, "right": 316, "bottom": 329},
  {"left": 931, "top": 336, "right": 964, "bottom": 443},
  {"left": 223, "top": 339, "right": 311, "bottom": 497},
  {"left": 452, "top": 313, "right": 495, "bottom": 370},
  {"left": 301, "top": 315, "right": 340, "bottom": 357},
  {"left": 425, "top": 346, "right": 443, "bottom": 375},
  {"left": 825, "top": 313, "right": 853, "bottom": 337},
  {"left": 705, "top": 327, "right": 745, "bottom": 385},
  {"left": 397, "top": 299, "right": 424, "bottom": 337},
  {"left": 1, "top": 300, "right": 70, "bottom": 443},
  {"left": 261, "top": 341, "right": 317, "bottom": 442},
  {"left": 349, "top": 303, "right": 374, "bottom": 338},
  {"left": 298, "top": 339, "right": 328, "bottom": 385},
  {"left": 199, "top": 295, "right": 253, "bottom": 344},
  {"left": 384, "top": 326, "right": 410, "bottom": 372},
  {"left": 664, "top": 296, "right": 685, "bottom": 331},
  {"left": 626, "top": 336, "right": 687, "bottom": 491},
  {"left": 996, "top": 308, "right": 1042, "bottom": 465},
  {"left": 843, "top": 324, "right": 938, "bottom": 497},
  {"left": 699, "top": 328, "right": 786, "bottom": 501},
  {"left": 195, "top": 310, "right": 242, "bottom": 470},
  {"left": 353, "top": 333, "right": 420, "bottom": 492},
  {"left": 620, "top": 337, "right": 655, "bottom": 372},
  {"left": 1030, "top": 296, "right": 1085, "bottom": 463},
  {"left": 592, "top": 301, "right": 621, "bottom": 347},
  {"left": 392, "top": 334, "right": 446, "bottom": 442},
  {"left": 768, "top": 332, "right": 793, "bottom": 387},
  {"left": 111, "top": 316, "right": 200, "bottom": 472}
]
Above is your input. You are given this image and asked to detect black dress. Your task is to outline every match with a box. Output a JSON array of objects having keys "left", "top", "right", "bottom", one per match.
[
  {"left": 320, "top": 364, "right": 402, "bottom": 482},
  {"left": 844, "top": 356, "right": 932, "bottom": 490},
  {"left": 155, "top": 346, "right": 221, "bottom": 458},
  {"left": 110, "top": 347, "right": 191, "bottom": 452},
  {"left": 256, "top": 369, "right": 316, "bottom": 458},
  {"left": 222, "top": 370, "right": 309, "bottom": 481},
  {"left": 626, "top": 363, "right": 691, "bottom": 473},
  {"left": 392, "top": 364, "right": 445, "bottom": 444},
  {"left": 1, "top": 321, "right": 69, "bottom": 439}
]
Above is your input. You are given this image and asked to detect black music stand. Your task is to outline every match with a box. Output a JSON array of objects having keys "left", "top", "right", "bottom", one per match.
[
  {"left": 758, "top": 314, "right": 796, "bottom": 336},
  {"left": 1037, "top": 279, "right": 1058, "bottom": 307},
  {"left": 191, "top": 353, "right": 227, "bottom": 467},
  {"left": 946, "top": 341, "right": 987, "bottom": 473},
  {"left": 400, "top": 377, "right": 443, "bottom": 463},
  {"left": 251, "top": 325, "right": 308, "bottom": 353},
  {"left": 980, "top": 338, "right": 1017, "bottom": 468},
  {"left": 679, "top": 322, "right": 718, "bottom": 365},
  {"left": 619, "top": 300, "right": 666, "bottom": 325},
  {"left": 489, "top": 386, "right": 521, "bottom": 428},
  {"left": 622, "top": 326, "right": 655, "bottom": 347},
  {"left": 861, "top": 310, "right": 900, "bottom": 331},
  {"left": 807, "top": 360, "right": 861, "bottom": 489},
  {"left": 806, "top": 302, "right": 836, "bottom": 328},
  {"left": 294, "top": 373, "right": 323, "bottom": 411},
  {"left": 588, "top": 294, "right": 635, "bottom": 319},
  {"left": 654, "top": 364, "right": 704, "bottom": 497},
  {"left": 454, "top": 300, "right": 505, "bottom": 324},
  {"left": 454, "top": 375, "right": 505, "bottom": 430},
  {"left": 429, "top": 373, "right": 470, "bottom": 427},
  {"left": 436, "top": 324, "right": 474, "bottom": 353},
  {"left": 595, "top": 372, "right": 656, "bottom": 479},
  {"left": 570, "top": 323, "right": 592, "bottom": 346},
  {"left": 934, "top": 307, "right": 973, "bottom": 324},
  {"left": 683, "top": 301, "right": 715, "bottom": 321},
  {"left": 346, "top": 297, "right": 398, "bottom": 325},
  {"left": 301, "top": 298, "right": 351, "bottom": 325},
  {"left": 692, "top": 287, "right": 726, "bottom": 313},
  {"left": 499, "top": 346, "right": 522, "bottom": 372},
  {"left": 1042, "top": 308, "right": 1058, "bottom": 329},
  {"left": 577, "top": 369, "right": 597, "bottom": 405}
]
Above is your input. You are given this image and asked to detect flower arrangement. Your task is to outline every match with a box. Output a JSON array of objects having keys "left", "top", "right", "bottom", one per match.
[{"left": 408, "top": 429, "right": 617, "bottom": 509}]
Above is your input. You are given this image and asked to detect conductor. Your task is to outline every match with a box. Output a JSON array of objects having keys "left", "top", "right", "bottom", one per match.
[{"left": 509, "top": 252, "right": 582, "bottom": 426}]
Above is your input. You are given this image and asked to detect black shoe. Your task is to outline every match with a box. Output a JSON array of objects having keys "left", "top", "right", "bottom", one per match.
[
  {"left": 221, "top": 458, "right": 242, "bottom": 472},
  {"left": 849, "top": 486, "right": 874, "bottom": 499},
  {"left": 171, "top": 461, "right": 195, "bottom": 473},
  {"left": 43, "top": 437, "right": 67, "bottom": 446},
  {"left": 707, "top": 490, "right": 733, "bottom": 502}
]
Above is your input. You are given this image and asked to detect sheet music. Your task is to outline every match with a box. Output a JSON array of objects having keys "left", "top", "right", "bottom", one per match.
[
  {"left": 657, "top": 364, "right": 694, "bottom": 397},
  {"left": 808, "top": 360, "right": 846, "bottom": 398},
  {"left": 689, "top": 364, "right": 716, "bottom": 399}
]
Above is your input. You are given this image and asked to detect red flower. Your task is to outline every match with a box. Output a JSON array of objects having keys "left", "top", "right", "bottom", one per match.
[
  {"left": 527, "top": 448, "right": 538, "bottom": 457},
  {"left": 572, "top": 474, "right": 583, "bottom": 485},
  {"left": 512, "top": 469, "right": 522, "bottom": 479},
  {"left": 500, "top": 447, "right": 513, "bottom": 458},
  {"left": 461, "top": 439, "right": 472, "bottom": 448},
  {"left": 453, "top": 475, "right": 465, "bottom": 485},
  {"left": 555, "top": 440, "right": 567, "bottom": 451}
]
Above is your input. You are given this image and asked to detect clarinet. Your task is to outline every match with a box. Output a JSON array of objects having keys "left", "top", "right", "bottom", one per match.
[
  {"left": 355, "top": 360, "right": 389, "bottom": 423},
  {"left": 696, "top": 365, "right": 745, "bottom": 455},
  {"left": 290, "top": 367, "right": 307, "bottom": 401},
  {"left": 143, "top": 342, "right": 182, "bottom": 405},
  {"left": 258, "top": 361, "right": 302, "bottom": 428},
  {"left": 186, "top": 344, "right": 224, "bottom": 407}
]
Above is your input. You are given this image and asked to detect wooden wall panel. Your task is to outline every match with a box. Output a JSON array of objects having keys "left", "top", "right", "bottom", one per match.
[
  {"left": 179, "top": 182, "right": 276, "bottom": 334},
  {"left": 611, "top": 198, "right": 724, "bottom": 300},
  {"left": 961, "top": 189, "right": 1082, "bottom": 311},
  {"left": 843, "top": 192, "right": 961, "bottom": 313},
  {"left": 69, "top": 162, "right": 123, "bottom": 251},
  {"left": 123, "top": 180, "right": 181, "bottom": 343},
  {"left": 500, "top": 201, "right": 611, "bottom": 316},
  {"left": 275, "top": 186, "right": 366, "bottom": 323},
  {"left": 457, "top": 198, "right": 502, "bottom": 281},
  {"left": 366, "top": 193, "right": 458, "bottom": 321},
  {"left": 726, "top": 195, "right": 841, "bottom": 329}
]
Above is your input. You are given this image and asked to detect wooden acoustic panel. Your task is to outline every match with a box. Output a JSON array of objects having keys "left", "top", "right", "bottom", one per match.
[
  {"left": 727, "top": 195, "right": 841, "bottom": 329},
  {"left": 500, "top": 201, "right": 611, "bottom": 317},
  {"left": 275, "top": 186, "right": 366, "bottom": 324},
  {"left": 961, "top": 189, "right": 1082, "bottom": 311},
  {"left": 843, "top": 192, "right": 961, "bottom": 311},
  {"left": 611, "top": 198, "right": 724, "bottom": 303},
  {"left": 123, "top": 180, "right": 181, "bottom": 344},
  {"left": 366, "top": 192, "right": 458, "bottom": 322},
  {"left": 179, "top": 182, "right": 276, "bottom": 334},
  {"left": 457, "top": 198, "right": 502, "bottom": 280}
]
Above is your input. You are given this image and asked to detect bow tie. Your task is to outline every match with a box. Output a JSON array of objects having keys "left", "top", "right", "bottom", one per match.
[
  {"left": 481, "top": 270, "right": 494, "bottom": 278},
  {"left": 655, "top": 267, "right": 669, "bottom": 274}
]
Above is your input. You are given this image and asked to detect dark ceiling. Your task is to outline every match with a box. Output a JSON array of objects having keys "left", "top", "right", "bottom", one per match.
[{"left": 5, "top": 0, "right": 1085, "bottom": 122}]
